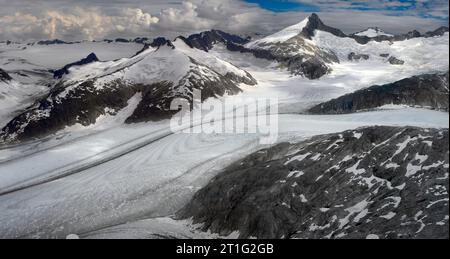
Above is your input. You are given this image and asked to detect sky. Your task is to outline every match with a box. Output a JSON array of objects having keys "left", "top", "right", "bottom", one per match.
[{"left": 0, "top": 0, "right": 448, "bottom": 42}]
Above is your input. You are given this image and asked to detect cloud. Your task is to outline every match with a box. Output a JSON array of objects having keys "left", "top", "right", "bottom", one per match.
[
  {"left": 154, "top": 1, "right": 215, "bottom": 33},
  {"left": 0, "top": 7, "right": 159, "bottom": 41}
]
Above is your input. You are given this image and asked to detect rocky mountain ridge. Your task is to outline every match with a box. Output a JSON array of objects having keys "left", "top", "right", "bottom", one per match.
[{"left": 180, "top": 126, "right": 449, "bottom": 239}]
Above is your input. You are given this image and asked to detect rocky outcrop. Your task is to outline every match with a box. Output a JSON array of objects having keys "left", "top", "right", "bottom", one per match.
[
  {"left": 115, "top": 38, "right": 130, "bottom": 43},
  {"left": 180, "top": 30, "right": 251, "bottom": 52},
  {"left": 179, "top": 126, "right": 449, "bottom": 239},
  {"left": 53, "top": 53, "right": 99, "bottom": 78},
  {"left": 425, "top": 26, "right": 449, "bottom": 37},
  {"left": 308, "top": 72, "right": 449, "bottom": 114},
  {"left": 36, "top": 39, "right": 70, "bottom": 45},
  {"left": 0, "top": 68, "right": 12, "bottom": 82},
  {"left": 286, "top": 57, "right": 330, "bottom": 79},
  {"left": 134, "top": 38, "right": 175, "bottom": 56},
  {"left": 393, "top": 30, "right": 422, "bottom": 41},
  {"left": 149, "top": 37, "right": 172, "bottom": 48},
  {"left": 348, "top": 52, "right": 370, "bottom": 61},
  {"left": 388, "top": 56, "right": 405, "bottom": 65}
]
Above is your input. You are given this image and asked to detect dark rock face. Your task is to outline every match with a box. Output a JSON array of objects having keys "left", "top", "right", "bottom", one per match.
[
  {"left": 380, "top": 53, "right": 390, "bottom": 58},
  {"left": 179, "top": 126, "right": 449, "bottom": 239},
  {"left": 425, "top": 26, "right": 449, "bottom": 37},
  {"left": 287, "top": 57, "right": 330, "bottom": 79},
  {"left": 36, "top": 39, "right": 69, "bottom": 45},
  {"left": 348, "top": 52, "right": 370, "bottom": 61},
  {"left": 300, "top": 13, "right": 347, "bottom": 39},
  {"left": 0, "top": 68, "right": 12, "bottom": 82},
  {"left": 132, "top": 37, "right": 150, "bottom": 44},
  {"left": 53, "top": 53, "right": 99, "bottom": 78},
  {"left": 388, "top": 56, "right": 405, "bottom": 65},
  {"left": 0, "top": 80, "right": 141, "bottom": 141},
  {"left": 181, "top": 30, "right": 251, "bottom": 52},
  {"left": 393, "top": 30, "right": 422, "bottom": 41},
  {"left": 150, "top": 37, "right": 172, "bottom": 48},
  {"left": 115, "top": 38, "right": 130, "bottom": 43},
  {"left": 308, "top": 72, "right": 449, "bottom": 114},
  {"left": 134, "top": 38, "right": 175, "bottom": 56}
]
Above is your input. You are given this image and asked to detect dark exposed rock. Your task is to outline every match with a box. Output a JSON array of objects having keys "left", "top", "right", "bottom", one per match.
[
  {"left": 133, "top": 37, "right": 150, "bottom": 44},
  {"left": 36, "top": 39, "right": 69, "bottom": 45},
  {"left": 300, "top": 13, "right": 347, "bottom": 39},
  {"left": 179, "top": 126, "right": 449, "bottom": 239},
  {"left": 53, "top": 53, "right": 99, "bottom": 79},
  {"left": 308, "top": 72, "right": 449, "bottom": 114},
  {"left": 393, "top": 30, "right": 422, "bottom": 41},
  {"left": 149, "top": 37, "right": 172, "bottom": 48},
  {"left": 424, "top": 26, "right": 449, "bottom": 37},
  {"left": 0, "top": 68, "right": 12, "bottom": 81},
  {"left": 134, "top": 38, "right": 175, "bottom": 56},
  {"left": 287, "top": 57, "right": 330, "bottom": 79},
  {"left": 380, "top": 53, "right": 390, "bottom": 58},
  {"left": 388, "top": 56, "right": 405, "bottom": 65},
  {"left": 348, "top": 52, "right": 370, "bottom": 61},
  {"left": 115, "top": 38, "right": 130, "bottom": 43},
  {"left": 180, "top": 30, "right": 251, "bottom": 52}
]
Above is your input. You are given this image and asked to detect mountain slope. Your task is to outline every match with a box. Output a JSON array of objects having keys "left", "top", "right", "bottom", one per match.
[
  {"left": 180, "top": 126, "right": 449, "bottom": 239},
  {"left": 0, "top": 40, "right": 256, "bottom": 142},
  {"left": 309, "top": 72, "right": 449, "bottom": 114},
  {"left": 1, "top": 68, "right": 50, "bottom": 128}
]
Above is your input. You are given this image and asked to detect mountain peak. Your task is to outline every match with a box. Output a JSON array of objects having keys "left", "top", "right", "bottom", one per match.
[
  {"left": 53, "top": 52, "right": 99, "bottom": 79},
  {"left": 301, "top": 13, "right": 347, "bottom": 39},
  {"left": 308, "top": 13, "right": 322, "bottom": 22},
  {"left": 354, "top": 27, "right": 393, "bottom": 38}
]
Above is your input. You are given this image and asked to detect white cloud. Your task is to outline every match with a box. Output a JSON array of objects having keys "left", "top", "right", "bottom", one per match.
[
  {"left": 0, "top": 7, "right": 159, "bottom": 41},
  {"left": 155, "top": 1, "right": 214, "bottom": 33}
]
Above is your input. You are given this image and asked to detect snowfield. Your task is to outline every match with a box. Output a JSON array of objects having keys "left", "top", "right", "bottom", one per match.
[{"left": 0, "top": 18, "right": 448, "bottom": 238}]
